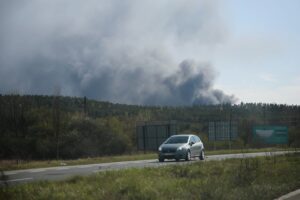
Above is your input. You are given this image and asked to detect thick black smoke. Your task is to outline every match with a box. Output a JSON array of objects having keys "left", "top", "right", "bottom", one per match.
[
  {"left": 0, "top": 0, "right": 237, "bottom": 105},
  {"left": 161, "top": 60, "right": 236, "bottom": 105}
]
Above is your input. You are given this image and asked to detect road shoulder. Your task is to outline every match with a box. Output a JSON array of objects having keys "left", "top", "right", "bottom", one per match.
[{"left": 275, "top": 189, "right": 300, "bottom": 200}]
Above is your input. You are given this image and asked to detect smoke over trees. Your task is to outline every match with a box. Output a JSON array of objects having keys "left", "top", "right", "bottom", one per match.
[{"left": 0, "top": 0, "right": 236, "bottom": 105}]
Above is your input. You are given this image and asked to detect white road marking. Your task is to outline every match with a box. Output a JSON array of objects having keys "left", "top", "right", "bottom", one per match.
[
  {"left": 29, "top": 169, "right": 46, "bottom": 173},
  {"left": 4, "top": 172, "right": 17, "bottom": 175},
  {"left": 53, "top": 167, "right": 70, "bottom": 170},
  {"left": 77, "top": 165, "right": 91, "bottom": 169},
  {"left": 0, "top": 177, "right": 33, "bottom": 183}
]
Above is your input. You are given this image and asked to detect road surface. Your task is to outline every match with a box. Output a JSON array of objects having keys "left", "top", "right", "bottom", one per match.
[{"left": 0, "top": 151, "right": 294, "bottom": 186}]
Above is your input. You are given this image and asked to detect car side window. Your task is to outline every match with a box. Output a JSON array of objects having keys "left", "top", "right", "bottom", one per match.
[
  {"left": 190, "top": 136, "right": 196, "bottom": 144},
  {"left": 195, "top": 136, "right": 201, "bottom": 143}
]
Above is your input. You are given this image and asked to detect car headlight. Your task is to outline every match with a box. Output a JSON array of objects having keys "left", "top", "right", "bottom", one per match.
[{"left": 158, "top": 147, "right": 162, "bottom": 151}]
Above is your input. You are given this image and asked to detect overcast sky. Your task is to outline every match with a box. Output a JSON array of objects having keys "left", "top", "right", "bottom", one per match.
[{"left": 0, "top": 0, "right": 299, "bottom": 105}]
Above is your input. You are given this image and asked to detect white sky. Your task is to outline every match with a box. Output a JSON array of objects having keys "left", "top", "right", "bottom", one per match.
[{"left": 213, "top": 0, "right": 300, "bottom": 105}]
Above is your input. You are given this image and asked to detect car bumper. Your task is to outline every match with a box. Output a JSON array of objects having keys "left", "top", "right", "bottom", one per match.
[{"left": 158, "top": 150, "right": 187, "bottom": 160}]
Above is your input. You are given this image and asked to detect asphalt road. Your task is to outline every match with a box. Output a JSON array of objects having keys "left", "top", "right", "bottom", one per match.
[{"left": 0, "top": 151, "right": 293, "bottom": 186}]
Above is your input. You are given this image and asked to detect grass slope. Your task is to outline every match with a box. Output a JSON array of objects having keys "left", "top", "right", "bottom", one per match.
[{"left": 1, "top": 153, "right": 300, "bottom": 200}]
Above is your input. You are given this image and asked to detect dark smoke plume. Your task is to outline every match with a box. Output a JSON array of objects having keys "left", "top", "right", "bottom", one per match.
[{"left": 0, "top": 0, "right": 237, "bottom": 105}]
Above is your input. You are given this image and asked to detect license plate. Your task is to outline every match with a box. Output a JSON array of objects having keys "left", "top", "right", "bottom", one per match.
[{"left": 164, "top": 153, "right": 174, "bottom": 156}]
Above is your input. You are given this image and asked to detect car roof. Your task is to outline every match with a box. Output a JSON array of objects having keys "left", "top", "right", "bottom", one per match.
[{"left": 171, "top": 134, "right": 194, "bottom": 137}]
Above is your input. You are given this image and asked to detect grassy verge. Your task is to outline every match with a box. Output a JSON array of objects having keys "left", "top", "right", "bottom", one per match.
[
  {"left": 0, "top": 153, "right": 156, "bottom": 171},
  {"left": 1, "top": 153, "right": 300, "bottom": 200},
  {"left": 205, "top": 147, "right": 298, "bottom": 156},
  {"left": 1, "top": 147, "right": 298, "bottom": 171}
]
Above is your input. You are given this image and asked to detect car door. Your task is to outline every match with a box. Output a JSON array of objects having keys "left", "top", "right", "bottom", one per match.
[
  {"left": 193, "top": 136, "right": 202, "bottom": 156},
  {"left": 189, "top": 136, "right": 198, "bottom": 157}
]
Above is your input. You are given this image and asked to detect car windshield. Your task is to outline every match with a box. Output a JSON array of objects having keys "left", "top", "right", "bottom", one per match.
[{"left": 165, "top": 136, "right": 189, "bottom": 144}]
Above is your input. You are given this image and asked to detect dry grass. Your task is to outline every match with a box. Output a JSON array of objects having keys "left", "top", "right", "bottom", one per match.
[{"left": 1, "top": 153, "right": 300, "bottom": 200}]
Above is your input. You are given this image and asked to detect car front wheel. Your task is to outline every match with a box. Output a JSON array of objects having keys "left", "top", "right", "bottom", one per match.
[
  {"left": 200, "top": 150, "right": 205, "bottom": 160},
  {"left": 185, "top": 151, "right": 191, "bottom": 161}
]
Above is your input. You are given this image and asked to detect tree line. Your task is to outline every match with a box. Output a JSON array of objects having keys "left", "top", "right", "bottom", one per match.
[{"left": 0, "top": 94, "right": 299, "bottom": 160}]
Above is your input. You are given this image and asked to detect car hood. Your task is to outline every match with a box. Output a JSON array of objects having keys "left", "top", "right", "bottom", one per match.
[{"left": 160, "top": 143, "right": 186, "bottom": 149}]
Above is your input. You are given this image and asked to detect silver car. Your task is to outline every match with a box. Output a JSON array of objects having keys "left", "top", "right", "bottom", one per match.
[{"left": 158, "top": 134, "right": 205, "bottom": 162}]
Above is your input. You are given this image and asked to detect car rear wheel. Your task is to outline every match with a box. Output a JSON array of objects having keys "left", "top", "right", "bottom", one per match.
[
  {"left": 159, "top": 157, "right": 164, "bottom": 162},
  {"left": 185, "top": 151, "right": 191, "bottom": 161},
  {"left": 200, "top": 150, "right": 205, "bottom": 160}
]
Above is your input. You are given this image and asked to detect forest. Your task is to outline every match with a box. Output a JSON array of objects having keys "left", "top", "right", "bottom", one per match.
[{"left": 0, "top": 94, "right": 299, "bottom": 160}]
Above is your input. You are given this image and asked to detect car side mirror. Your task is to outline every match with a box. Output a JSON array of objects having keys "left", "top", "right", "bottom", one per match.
[{"left": 189, "top": 141, "right": 194, "bottom": 146}]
